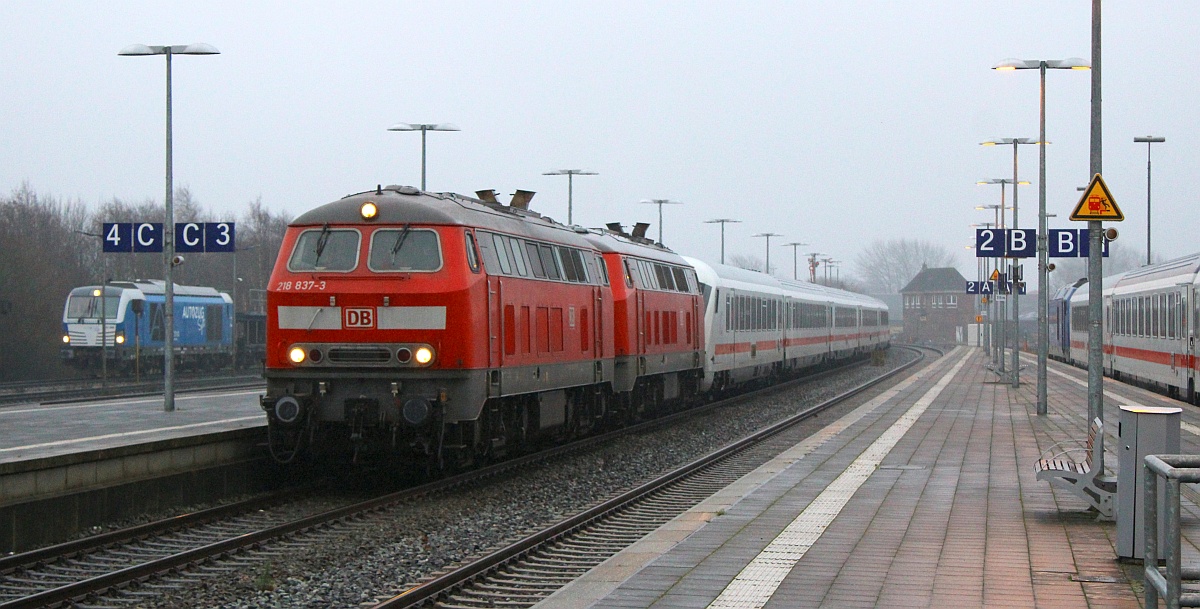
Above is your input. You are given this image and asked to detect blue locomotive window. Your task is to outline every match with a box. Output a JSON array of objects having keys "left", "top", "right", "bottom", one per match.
[
  {"left": 66, "top": 291, "right": 119, "bottom": 320},
  {"left": 367, "top": 228, "right": 442, "bottom": 272},
  {"left": 289, "top": 228, "right": 361, "bottom": 272}
]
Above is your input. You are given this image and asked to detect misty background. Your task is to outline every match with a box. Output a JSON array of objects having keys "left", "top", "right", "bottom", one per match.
[{"left": 1, "top": 2, "right": 1194, "bottom": 378}]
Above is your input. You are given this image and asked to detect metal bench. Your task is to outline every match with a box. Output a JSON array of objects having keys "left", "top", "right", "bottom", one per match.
[{"left": 1035, "top": 417, "right": 1116, "bottom": 517}]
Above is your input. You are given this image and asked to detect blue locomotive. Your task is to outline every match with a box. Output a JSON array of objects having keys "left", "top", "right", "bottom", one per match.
[{"left": 61, "top": 280, "right": 235, "bottom": 373}]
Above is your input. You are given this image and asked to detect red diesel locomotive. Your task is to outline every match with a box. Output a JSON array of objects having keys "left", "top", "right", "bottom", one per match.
[{"left": 261, "top": 185, "right": 703, "bottom": 464}]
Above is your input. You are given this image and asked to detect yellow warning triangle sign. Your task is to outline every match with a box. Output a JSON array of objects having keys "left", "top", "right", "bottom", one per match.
[
  {"left": 1070, "top": 173, "right": 1123, "bottom": 221},
  {"left": 989, "top": 269, "right": 1000, "bottom": 280}
]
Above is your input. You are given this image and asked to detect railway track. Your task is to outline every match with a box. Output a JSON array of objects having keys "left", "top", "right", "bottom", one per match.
[
  {"left": 371, "top": 346, "right": 929, "bottom": 608},
  {"left": 0, "top": 349, "right": 924, "bottom": 608}
]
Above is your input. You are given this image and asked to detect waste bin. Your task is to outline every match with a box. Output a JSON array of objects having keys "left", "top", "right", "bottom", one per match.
[{"left": 1116, "top": 404, "right": 1181, "bottom": 559}]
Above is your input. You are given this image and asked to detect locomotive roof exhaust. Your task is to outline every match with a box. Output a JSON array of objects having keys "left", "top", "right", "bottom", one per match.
[
  {"left": 631, "top": 222, "right": 651, "bottom": 239},
  {"left": 510, "top": 190, "right": 535, "bottom": 210},
  {"left": 475, "top": 189, "right": 499, "bottom": 203},
  {"left": 606, "top": 222, "right": 626, "bottom": 235}
]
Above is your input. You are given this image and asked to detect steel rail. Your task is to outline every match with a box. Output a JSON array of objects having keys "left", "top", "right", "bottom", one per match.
[{"left": 372, "top": 346, "right": 928, "bottom": 608}]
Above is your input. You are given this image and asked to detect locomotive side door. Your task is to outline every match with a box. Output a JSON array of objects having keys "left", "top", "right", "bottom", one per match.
[{"left": 488, "top": 275, "right": 502, "bottom": 370}]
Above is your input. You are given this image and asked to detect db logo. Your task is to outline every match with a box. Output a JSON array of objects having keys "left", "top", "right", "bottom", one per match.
[{"left": 344, "top": 308, "right": 375, "bottom": 328}]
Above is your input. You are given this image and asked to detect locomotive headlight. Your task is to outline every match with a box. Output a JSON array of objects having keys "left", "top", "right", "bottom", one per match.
[
  {"left": 115, "top": 333, "right": 126, "bottom": 345},
  {"left": 415, "top": 346, "right": 434, "bottom": 365},
  {"left": 360, "top": 201, "right": 378, "bottom": 220},
  {"left": 288, "top": 346, "right": 307, "bottom": 364},
  {"left": 62, "top": 335, "right": 70, "bottom": 344}
]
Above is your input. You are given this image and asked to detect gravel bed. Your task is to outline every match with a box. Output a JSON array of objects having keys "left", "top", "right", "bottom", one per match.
[{"left": 132, "top": 349, "right": 922, "bottom": 608}]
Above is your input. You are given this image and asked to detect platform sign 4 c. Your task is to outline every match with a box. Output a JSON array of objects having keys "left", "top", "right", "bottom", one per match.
[{"left": 1070, "top": 174, "right": 1123, "bottom": 222}]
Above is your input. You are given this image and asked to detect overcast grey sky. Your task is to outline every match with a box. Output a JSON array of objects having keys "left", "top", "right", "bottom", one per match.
[{"left": 2, "top": 2, "right": 1196, "bottom": 282}]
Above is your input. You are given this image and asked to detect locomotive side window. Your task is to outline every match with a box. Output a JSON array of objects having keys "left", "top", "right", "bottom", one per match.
[
  {"left": 623, "top": 259, "right": 636, "bottom": 287},
  {"left": 490, "top": 234, "right": 513, "bottom": 275},
  {"left": 465, "top": 231, "right": 481, "bottom": 273},
  {"left": 366, "top": 228, "right": 441, "bottom": 272},
  {"left": 508, "top": 239, "right": 529, "bottom": 277},
  {"left": 556, "top": 247, "right": 579, "bottom": 282},
  {"left": 289, "top": 228, "right": 362, "bottom": 272},
  {"left": 538, "top": 245, "right": 561, "bottom": 280},
  {"left": 525, "top": 242, "right": 547, "bottom": 278},
  {"left": 594, "top": 255, "right": 609, "bottom": 285}
]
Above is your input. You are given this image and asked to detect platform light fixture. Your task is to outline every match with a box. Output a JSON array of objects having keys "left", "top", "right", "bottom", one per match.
[
  {"left": 120, "top": 42, "right": 220, "bottom": 412},
  {"left": 783, "top": 242, "right": 809, "bottom": 280},
  {"left": 1134, "top": 136, "right": 1166, "bottom": 265},
  {"left": 387, "top": 123, "right": 460, "bottom": 191},
  {"left": 753, "top": 233, "right": 782, "bottom": 275},
  {"left": 542, "top": 169, "right": 598, "bottom": 226},
  {"left": 993, "top": 56, "right": 1089, "bottom": 415},
  {"left": 639, "top": 199, "right": 683, "bottom": 244},
  {"left": 704, "top": 219, "right": 741, "bottom": 264}
]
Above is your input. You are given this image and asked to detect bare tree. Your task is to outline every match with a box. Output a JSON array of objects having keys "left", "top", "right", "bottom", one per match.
[
  {"left": 852, "top": 238, "right": 956, "bottom": 294},
  {"left": 0, "top": 184, "right": 93, "bottom": 380},
  {"left": 728, "top": 254, "right": 768, "bottom": 274}
]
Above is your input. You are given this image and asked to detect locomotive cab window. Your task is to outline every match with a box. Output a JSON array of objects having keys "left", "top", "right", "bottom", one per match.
[
  {"left": 66, "top": 288, "right": 119, "bottom": 320},
  {"left": 289, "top": 228, "right": 362, "bottom": 272},
  {"left": 366, "top": 228, "right": 442, "bottom": 272}
]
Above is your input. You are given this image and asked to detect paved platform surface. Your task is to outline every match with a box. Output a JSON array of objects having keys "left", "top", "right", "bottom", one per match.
[
  {"left": 537, "top": 346, "right": 1200, "bottom": 608},
  {"left": 0, "top": 388, "right": 264, "bottom": 464}
]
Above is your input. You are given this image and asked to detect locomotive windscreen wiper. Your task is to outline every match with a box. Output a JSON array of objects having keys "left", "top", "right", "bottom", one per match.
[
  {"left": 390, "top": 223, "right": 412, "bottom": 263},
  {"left": 313, "top": 223, "right": 331, "bottom": 264}
]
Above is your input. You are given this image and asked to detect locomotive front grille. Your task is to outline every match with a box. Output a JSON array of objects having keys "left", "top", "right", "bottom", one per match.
[{"left": 327, "top": 346, "right": 392, "bottom": 364}]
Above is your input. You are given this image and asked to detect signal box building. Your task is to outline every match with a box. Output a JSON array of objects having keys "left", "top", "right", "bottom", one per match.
[{"left": 899, "top": 265, "right": 974, "bottom": 345}]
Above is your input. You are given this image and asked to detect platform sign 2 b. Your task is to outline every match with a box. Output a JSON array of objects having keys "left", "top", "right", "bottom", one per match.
[
  {"left": 975, "top": 228, "right": 1036, "bottom": 258},
  {"left": 1049, "top": 229, "right": 1110, "bottom": 258}
]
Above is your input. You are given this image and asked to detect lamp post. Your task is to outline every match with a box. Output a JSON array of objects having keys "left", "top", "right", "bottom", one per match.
[
  {"left": 994, "top": 56, "right": 1089, "bottom": 415},
  {"left": 1134, "top": 136, "right": 1166, "bottom": 265},
  {"left": 387, "top": 123, "right": 460, "bottom": 191},
  {"left": 976, "top": 204, "right": 1003, "bottom": 368},
  {"left": 542, "top": 169, "right": 597, "bottom": 226},
  {"left": 972, "top": 222, "right": 997, "bottom": 354},
  {"left": 753, "top": 233, "right": 782, "bottom": 275},
  {"left": 978, "top": 177, "right": 1029, "bottom": 383},
  {"left": 704, "top": 219, "right": 741, "bottom": 264},
  {"left": 120, "top": 42, "right": 220, "bottom": 413},
  {"left": 821, "top": 257, "right": 835, "bottom": 284},
  {"left": 639, "top": 199, "right": 682, "bottom": 244},
  {"left": 783, "top": 242, "right": 809, "bottom": 280},
  {"left": 231, "top": 244, "right": 259, "bottom": 370},
  {"left": 982, "top": 138, "right": 1040, "bottom": 387}
]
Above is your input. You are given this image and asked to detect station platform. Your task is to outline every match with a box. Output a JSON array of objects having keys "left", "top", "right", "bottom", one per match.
[
  {"left": 0, "top": 387, "right": 264, "bottom": 464},
  {"left": 537, "top": 346, "right": 1200, "bottom": 608}
]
